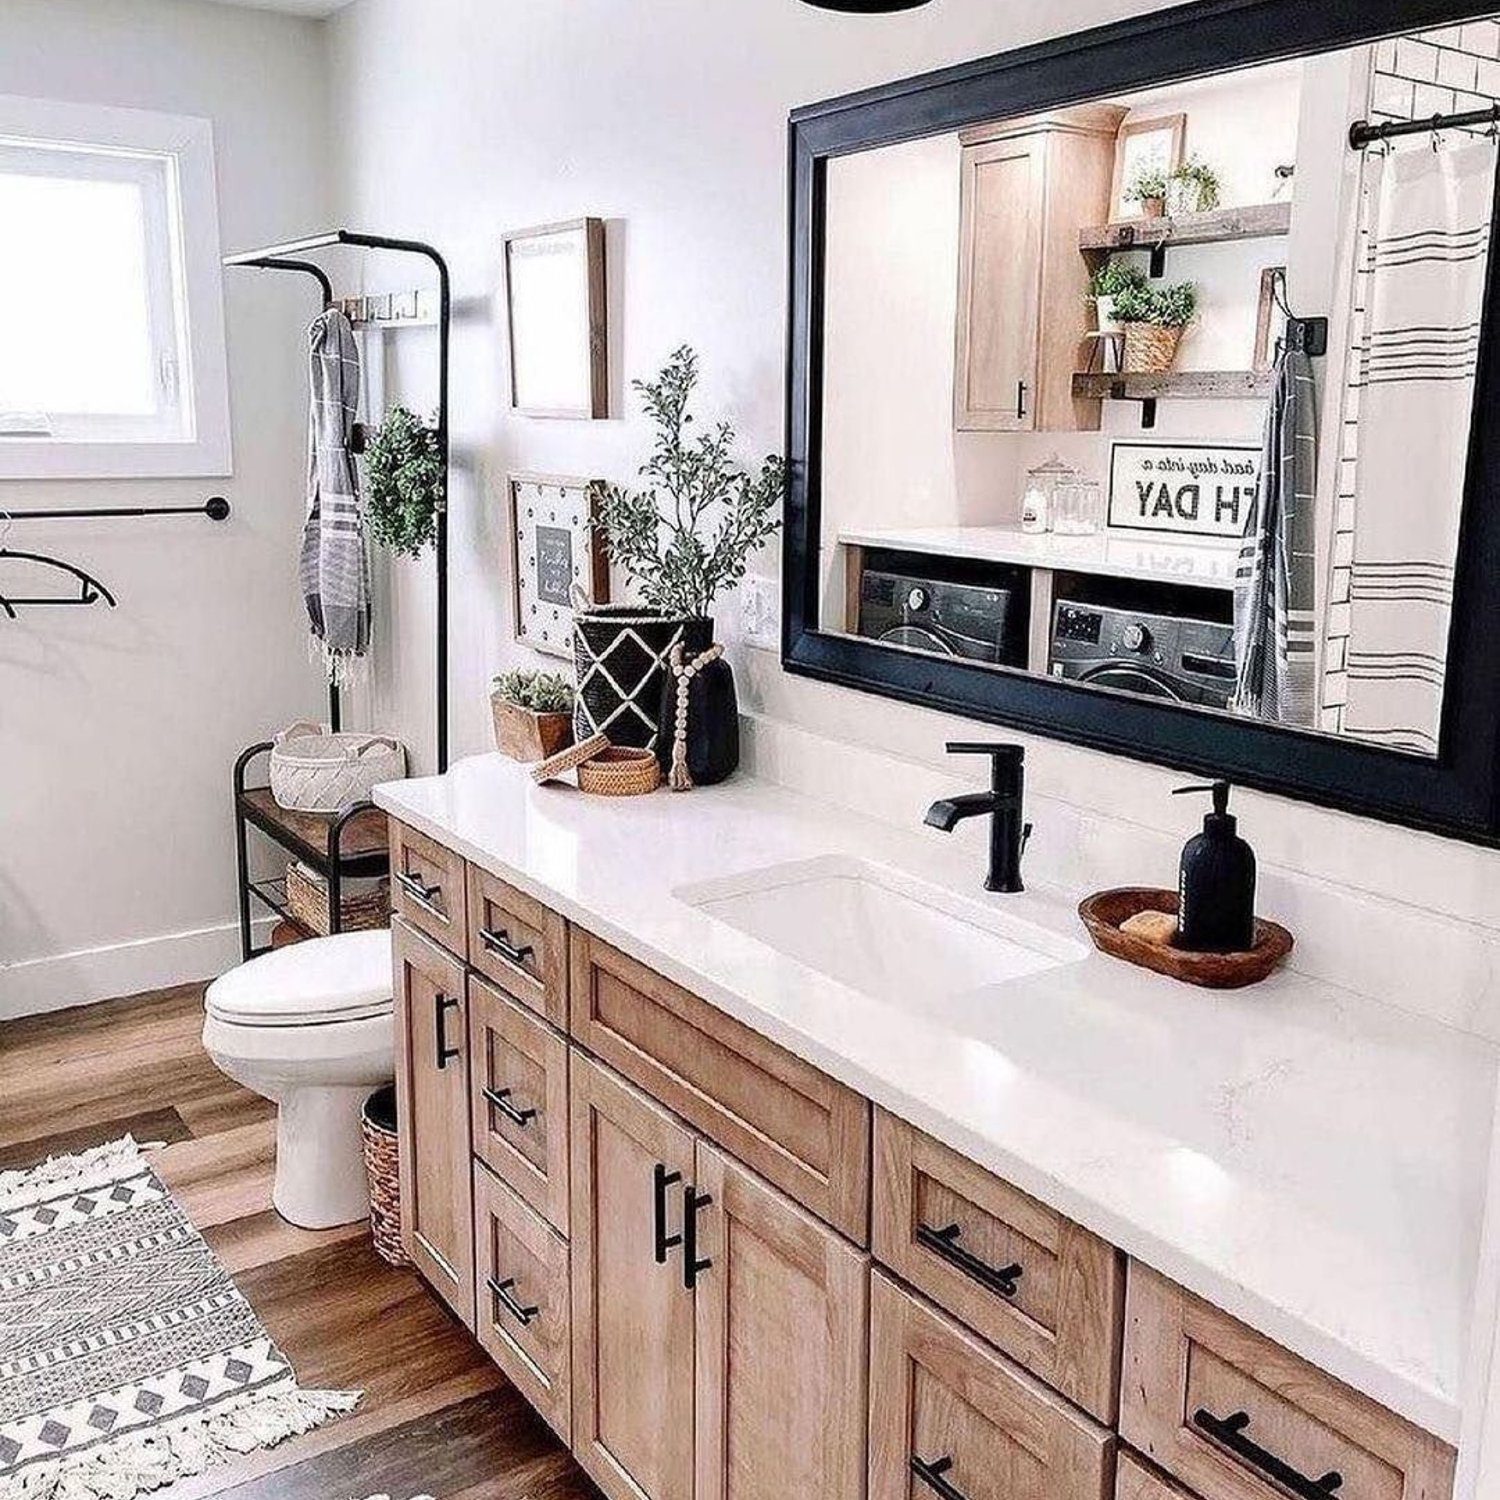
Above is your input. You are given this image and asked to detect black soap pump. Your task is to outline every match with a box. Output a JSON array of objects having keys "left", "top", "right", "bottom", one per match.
[{"left": 1172, "top": 781, "right": 1257, "bottom": 953}]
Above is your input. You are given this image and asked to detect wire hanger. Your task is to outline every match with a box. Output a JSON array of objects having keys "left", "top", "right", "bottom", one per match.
[{"left": 0, "top": 511, "right": 118, "bottom": 618}]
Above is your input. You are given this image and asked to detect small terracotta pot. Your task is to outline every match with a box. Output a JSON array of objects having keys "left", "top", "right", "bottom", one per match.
[
  {"left": 492, "top": 697, "right": 574, "bottom": 763},
  {"left": 1141, "top": 195, "right": 1167, "bottom": 219}
]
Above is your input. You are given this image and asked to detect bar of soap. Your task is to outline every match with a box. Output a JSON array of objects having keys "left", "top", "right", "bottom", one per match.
[{"left": 1120, "top": 909, "right": 1178, "bottom": 946}]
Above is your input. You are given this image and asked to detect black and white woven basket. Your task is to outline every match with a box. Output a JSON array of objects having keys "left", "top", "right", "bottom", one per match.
[{"left": 572, "top": 608, "right": 709, "bottom": 752}]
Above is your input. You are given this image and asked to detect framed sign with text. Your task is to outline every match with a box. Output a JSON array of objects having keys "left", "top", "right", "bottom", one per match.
[
  {"left": 508, "top": 473, "right": 610, "bottom": 658},
  {"left": 1107, "top": 442, "right": 1261, "bottom": 539}
]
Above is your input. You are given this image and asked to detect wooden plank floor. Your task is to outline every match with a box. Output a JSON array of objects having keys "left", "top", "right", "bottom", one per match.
[{"left": 0, "top": 984, "right": 600, "bottom": 1500}]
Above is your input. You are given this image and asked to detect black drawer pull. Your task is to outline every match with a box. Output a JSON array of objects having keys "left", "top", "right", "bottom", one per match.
[
  {"left": 487, "top": 1275, "right": 540, "bottom": 1327},
  {"left": 479, "top": 926, "right": 535, "bottom": 968},
  {"left": 482, "top": 1085, "right": 538, "bottom": 1128},
  {"left": 911, "top": 1455, "right": 968, "bottom": 1500},
  {"left": 395, "top": 870, "right": 446, "bottom": 920},
  {"left": 916, "top": 1221, "right": 1022, "bottom": 1299},
  {"left": 653, "top": 1163, "right": 683, "bottom": 1264},
  {"left": 1193, "top": 1409, "right": 1344, "bottom": 1500},
  {"left": 434, "top": 994, "right": 462, "bottom": 1070},
  {"left": 682, "top": 1185, "right": 713, "bottom": 1289}
]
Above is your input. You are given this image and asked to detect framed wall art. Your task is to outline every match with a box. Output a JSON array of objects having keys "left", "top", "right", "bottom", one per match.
[
  {"left": 1109, "top": 113, "right": 1186, "bottom": 220},
  {"left": 502, "top": 218, "right": 608, "bottom": 419},
  {"left": 508, "top": 472, "right": 611, "bottom": 657},
  {"left": 1107, "top": 442, "right": 1260, "bottom": 539}
]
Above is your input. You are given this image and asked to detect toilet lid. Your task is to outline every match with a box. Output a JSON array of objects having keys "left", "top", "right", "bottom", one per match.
[{"left": 206, "top": 929, "right": 394, "bottom": 1026}]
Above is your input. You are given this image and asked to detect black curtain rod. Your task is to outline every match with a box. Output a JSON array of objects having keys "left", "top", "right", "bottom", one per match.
[
  {"left": 1350, "top": 103, "right": 1500, "bottom": 149},
  {"left": 2, "top": 498, "right": 230, "bottom": 522}
]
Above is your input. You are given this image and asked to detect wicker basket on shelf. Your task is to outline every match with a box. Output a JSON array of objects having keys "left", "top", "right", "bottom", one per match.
[
  {"left": 285, "top": 861, "right": 390, "bottom": 937},
  {"left": 361, "top": 1085, "right": 409, "bottom": 1267},
  {"left": 1122, "top": 321, "right": 1184, "bottom": 374}
]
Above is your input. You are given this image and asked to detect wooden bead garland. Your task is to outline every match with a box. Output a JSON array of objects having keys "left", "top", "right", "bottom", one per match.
[{"left": 667, "top": 639, "right": 725, "bottom": 791}]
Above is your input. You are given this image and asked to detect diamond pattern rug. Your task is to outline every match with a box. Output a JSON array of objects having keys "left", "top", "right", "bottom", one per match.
[{"left": 0, "top": 1136, "right": 359, "bottom": 1499}]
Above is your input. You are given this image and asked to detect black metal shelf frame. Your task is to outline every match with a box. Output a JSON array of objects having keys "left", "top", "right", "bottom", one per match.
[{"left": 224, "top": 229, "right": 451, "bottom": 959}]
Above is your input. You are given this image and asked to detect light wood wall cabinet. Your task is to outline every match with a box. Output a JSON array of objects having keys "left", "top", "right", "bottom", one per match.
[
  {"left": 954, "top": 105, "right": 1125, "bottom": 433},
  {"left": 869, "top": 1270, "right": 1115, "bottom": 1500},
  {"left": 385, "top": 819, "right": 1456, "bottom": 1500},
  {"left": 570, "top": 927, "right": 871, "bottom": 1245},
  {"left": 873, "top": 1109, "right": 1124, "bottom": 1423},
  {"left": 391, "top": 915, "right": 474, "bottom": 1327},
  {"left": 1121, "top": 1263, "right": 1456, "bottom": 1500}
]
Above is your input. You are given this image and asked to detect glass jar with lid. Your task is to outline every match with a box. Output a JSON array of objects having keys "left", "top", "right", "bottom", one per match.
[{"left": 1021, "top": 454, "right": 1079, "bottom": 533}]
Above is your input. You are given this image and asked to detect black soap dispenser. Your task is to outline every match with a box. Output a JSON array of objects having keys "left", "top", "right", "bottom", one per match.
[{"left": 1173, "top": 781, "right": 1257, "bottom": 953}]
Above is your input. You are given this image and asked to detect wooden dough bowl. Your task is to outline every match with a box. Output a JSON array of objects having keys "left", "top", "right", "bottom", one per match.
[{"left": 1078, "top": 886, "right": 1293, "bottom": 990}]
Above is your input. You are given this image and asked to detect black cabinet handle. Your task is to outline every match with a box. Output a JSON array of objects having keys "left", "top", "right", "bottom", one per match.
[
  {"left": 911, "top": 1455, "right": 968, "bottom": 1500},
  {"left": 653, "top": 1163, "right": 683, "bottom": 1264},
  {"left": 486, "top": 1275, "right": 539, "bottom": 1327},
  {"left": 434, "top": 993, "right": 461, "bottom": 1070},
  {"left": 1193, "top": 1409, "right": 1343, "bottom": 1500},
  {"left": 682, "top": 1184, "right": 713, "bottom": 1289},
  {"left": 916, "top": 1221, "right": 1022, "bottom": 1299},
  {"left": 479, "top": 926, "right": 535, "bottom": 968},
  {"left": 395, "top": 869, "right": 446, "bottom": 921},
  {"left": 481, "top": 1085, "right": 538, "bottom": 1128},
  {"left": 1016, "top": 380, "right": 1028, "bottom": 420}
]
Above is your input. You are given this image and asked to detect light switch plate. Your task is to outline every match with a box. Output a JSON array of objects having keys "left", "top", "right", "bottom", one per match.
[{"left": 740, "top": 574, "right": 780, "bottom": 652}]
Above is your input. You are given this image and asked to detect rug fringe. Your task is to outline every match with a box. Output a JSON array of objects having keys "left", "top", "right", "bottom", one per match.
[
  {"left": 0, "top": 1137, "right": 150, "bottom": 1213},
  {"left": 0, "top": 1383, "right": 361, "bottom": 1500}
]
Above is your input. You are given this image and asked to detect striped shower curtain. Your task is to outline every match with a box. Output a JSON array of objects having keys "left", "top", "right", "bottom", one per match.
[{"left": 1340, "top": 139, "right": 1496, "bottom": 754}]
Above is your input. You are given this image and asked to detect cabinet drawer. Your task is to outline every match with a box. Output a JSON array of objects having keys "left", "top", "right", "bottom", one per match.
[
  {"left": 1116, "top": 1452, "right": 1195, "bottom": 1500},
  {"left": 569, "top": 927, "right": 870, "bottom": 1245},
  {"left": 1121, "top": 1263, "right": 1455, "bottom": 1500},
  {"left": 869, "top": 1270, "right": 1115, "bottom": 1500},
  {"left": 469, "top": 973, "right": 569, "bottom": 1234},
  {"left": 390, "top": 820, "right": 467, "bottom": 955},
  {"left": 473, "top": 1159, "right": 571, "bottom": 1442},
  {"left": 467, "top": 862, "right": 567, "bottom": 1026},
  {"left": 873, "top": 1109, "right": 1123, "bottom": 1422}
]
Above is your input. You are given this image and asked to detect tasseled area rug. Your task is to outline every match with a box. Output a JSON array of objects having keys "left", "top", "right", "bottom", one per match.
[{"left": 0, "top": 1136, "right": 360, "bottom": 1500}]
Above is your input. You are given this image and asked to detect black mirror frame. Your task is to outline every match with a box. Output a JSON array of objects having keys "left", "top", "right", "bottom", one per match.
[{"left": 782, "top": 0, "right": 1500, "bottom": 846}]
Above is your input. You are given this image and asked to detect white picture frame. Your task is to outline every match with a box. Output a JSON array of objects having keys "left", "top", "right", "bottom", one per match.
[
  {"left": 1107, "top": 442, "right": 1261, "bottom": 539},
  {"left": 508, "top": 472, "right": 610, "bottom": 657},
  {"left": 502, "top": 218, "right": 608, "bottom": 419}
]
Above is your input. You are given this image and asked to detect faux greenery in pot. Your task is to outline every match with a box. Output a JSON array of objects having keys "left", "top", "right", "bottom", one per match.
[
  {"left": 1088, "top": 260, "right": 1148, "bottom": 334},
  {"left": 1113, "top": 280, "right": 1198, "bottom": 374},
  {"left": 1126, "top": 165, "right": 1170, "bottom": 218},
  {"left": 1168, "top": 156, "right": 1222, "bottom": 216},
  {"left": 490, "top": 668, "right": 575, "bottom": 762},
  {"left": 593, "top": 345, "right": 786, "bottom": 624},
  {"left": 364, "top": 405, "right": 442, "bottom": 558}
]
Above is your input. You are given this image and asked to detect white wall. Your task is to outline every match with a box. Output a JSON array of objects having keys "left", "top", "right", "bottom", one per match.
[{"left": 0, "top": 0, "right": 332, "bottom": 1014}]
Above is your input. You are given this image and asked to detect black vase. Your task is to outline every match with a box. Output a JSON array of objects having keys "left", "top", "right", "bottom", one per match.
[
  {"left": 572, "top": 606, "right": 693, "bottom": 751},
  {"left": 656, "top": 618, "right": 740, "bottom": 787}
]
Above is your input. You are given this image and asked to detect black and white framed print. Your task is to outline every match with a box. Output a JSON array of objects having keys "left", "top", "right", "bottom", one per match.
[{"left": 508, "top": 472, "right": 611, "bottom": 657}]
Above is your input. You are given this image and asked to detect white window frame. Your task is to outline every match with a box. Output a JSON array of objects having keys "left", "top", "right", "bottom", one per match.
[{"left": 0, "top": 95, "right": 232, "bottom": 479}]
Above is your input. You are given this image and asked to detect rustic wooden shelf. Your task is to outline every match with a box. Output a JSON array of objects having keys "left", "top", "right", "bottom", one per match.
[
  {"left": 1079, "top": 201, "right": 1291, "bottom": 258},
  {"left": 238, "top": 786, "right": 390, "bottom": 877},
  {"left": 1072, "top": 369, "right": 1274, "bottom": 402}
]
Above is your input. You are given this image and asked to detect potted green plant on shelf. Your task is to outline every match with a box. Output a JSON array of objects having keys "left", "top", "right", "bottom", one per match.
[
  {"left": 578, "top": 345, "right": 785, "bottom": 778},
  {"left": 1114, "top": 281, "right": 1198, "bottom": 374},
  {"left": 490, "top": 668, "right": 575, "bottom": 763},
  {"left": 1168, "top": 156, "right": 1223, "bottom": 216},
  {"left": 1089, "top": 260, "right": 1149, "bottom": 335},
  {"left": 1126, "top": 164, "right": 1170, "bottom": 219},
  {"left": 364, "top": 405, "right": 442, "bottom": 557}
]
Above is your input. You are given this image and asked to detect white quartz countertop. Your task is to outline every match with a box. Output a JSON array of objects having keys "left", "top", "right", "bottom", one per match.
[
  {"left": 841, "top": 523, "right": 1239, "bottom": 590},
  {"left": 375, "top": 753, "right": 1496, "bottom": 1443}
]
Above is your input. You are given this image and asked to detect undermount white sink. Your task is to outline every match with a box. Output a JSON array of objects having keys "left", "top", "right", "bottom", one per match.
[{"left": 675, "top": 855, "right": 1085, "bottom": 1006}]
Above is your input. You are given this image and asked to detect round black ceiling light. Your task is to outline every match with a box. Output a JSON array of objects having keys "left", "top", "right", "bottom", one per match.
[{"left": 800, "top": 0, "right": 934, "bottom": 11}]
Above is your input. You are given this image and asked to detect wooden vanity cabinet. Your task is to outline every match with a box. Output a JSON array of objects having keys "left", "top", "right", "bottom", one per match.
[
  {"left": 391, "top": 915, "right": 474, "bottom": 1327},
  {"left": 955, "top": 105, "right": 1125, "bottom": 434}
]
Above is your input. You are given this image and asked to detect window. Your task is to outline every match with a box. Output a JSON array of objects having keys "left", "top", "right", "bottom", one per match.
[{"left": 0, "top": 96, "right": 231, "bottom": 478}]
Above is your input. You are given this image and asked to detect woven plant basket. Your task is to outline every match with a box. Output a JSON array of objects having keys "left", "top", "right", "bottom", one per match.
[
  {"left": 362, "top": 1085, "right": 409, "bottom": 1267},
  {"left": 577, "top": 746, "right": 662, "bottom": 796},
  {"left": 285, "top": 861, "right": 390, "bottom": 937},
  {"left": 1122, "top": 322, "right": 1185, "bottom": 374}
]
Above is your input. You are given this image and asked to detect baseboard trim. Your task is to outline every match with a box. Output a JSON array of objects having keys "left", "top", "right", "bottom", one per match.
[{"left": 0, "top": 918, "right": 275, "bottom": 1020}]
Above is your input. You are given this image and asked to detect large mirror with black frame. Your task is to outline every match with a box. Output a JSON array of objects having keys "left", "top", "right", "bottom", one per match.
[{"left": 784, "top": 0, "right": 1500, "bottom": 842}]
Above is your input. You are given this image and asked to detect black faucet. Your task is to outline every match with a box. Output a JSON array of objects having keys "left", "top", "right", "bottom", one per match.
[{"left": 924, "top": 742, "right": 1032, "bottom": 893}]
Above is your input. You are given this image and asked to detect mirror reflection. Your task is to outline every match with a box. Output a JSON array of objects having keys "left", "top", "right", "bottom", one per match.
[{"left": 818, "top": 20, "right": 1500, "bottom": 756}]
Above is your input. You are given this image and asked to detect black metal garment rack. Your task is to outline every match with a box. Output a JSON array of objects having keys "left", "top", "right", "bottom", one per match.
[{"left": 223, "top": 229, "right": 451, "bottom": 960}]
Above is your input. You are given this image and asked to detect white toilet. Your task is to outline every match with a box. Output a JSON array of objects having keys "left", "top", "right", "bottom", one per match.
[{"left": 203, "top": 929, "right": 395, "bottom": 1230}]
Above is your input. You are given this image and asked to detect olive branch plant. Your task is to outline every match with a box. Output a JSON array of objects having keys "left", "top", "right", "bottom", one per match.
[{"left": 593, "top": 346, "right": 786, "bottom": 620}]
